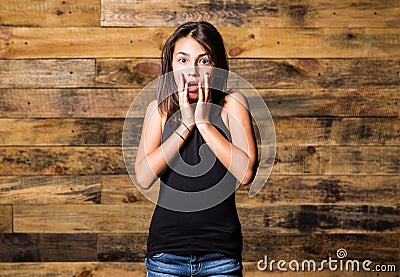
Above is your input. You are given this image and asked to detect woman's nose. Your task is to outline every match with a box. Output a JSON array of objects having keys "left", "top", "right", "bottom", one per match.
[{"left": 187, "top": 64, "right": 199, "bottom": 77}]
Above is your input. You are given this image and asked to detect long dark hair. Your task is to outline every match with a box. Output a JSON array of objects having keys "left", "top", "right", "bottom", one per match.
[{"left": 157, "top": 21, "right": 229, "bottom": 119}]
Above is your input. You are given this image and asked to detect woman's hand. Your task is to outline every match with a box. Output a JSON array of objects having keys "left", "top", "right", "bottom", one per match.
[
  {"left": 178, "top": 73, "right": 195, "bottom": 128},
  {"left": 195, "top": 72, "right": 211, "bottom": 126}
]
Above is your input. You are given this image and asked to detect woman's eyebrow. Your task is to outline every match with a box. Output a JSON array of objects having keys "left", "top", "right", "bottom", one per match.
[{"left": 176, "top": 52, "right": 208, "bottom": 57}]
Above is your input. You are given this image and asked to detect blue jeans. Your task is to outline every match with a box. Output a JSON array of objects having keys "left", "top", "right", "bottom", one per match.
[{"left": 145, "top": 252, "right": 243, "bottom": 276}]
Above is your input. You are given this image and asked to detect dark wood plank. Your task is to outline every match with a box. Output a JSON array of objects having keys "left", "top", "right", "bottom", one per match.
[
  {"left": 95, "top": 58, "right": 400, "bottom": 89},
  {"left": 0, "top": 204, "right": 12, "bottom": 233},
  {"left": 272, "top": 146, "right": 399, "bottom": 174},
  {"left": 101, "top": 175, "right": 399, "bottom": 206},
  {"left": 0, "top": 147, "right": 126, "bottom": 175},
  {"left": 0, "top": 233, "right": 97, "bottom": 262},
  {"left": 0, "top": 88, "right": 398, "bottom": 118},
  {"left": 0, "top": 117, "right": 397, "bottom": 146},
  {"left": 97, "top": 232, "right": 400, "bottom": 263},
  {"left": 0, "top": 175, "right": 100, "bottom": 204},
  {"left": 1, "top": 28, "right": 399, "bottom": 59},
  {"left": 101, "top": 0, "right": 400, "bottom": 28},
  {"left": 0, "top": 146, "right": 398, "bottom": 175},
  {"left": 0, "top": 0, "right": 100, "bottom": 27},
  {"left": 0, "top": 59, "right": 95, "bottom": 88},
  {"left": 13, "top": 204, "right": 400, "bottom": 233}
]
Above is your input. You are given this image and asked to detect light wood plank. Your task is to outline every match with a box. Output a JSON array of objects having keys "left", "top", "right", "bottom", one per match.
[
  {"left": 0, "top": 88, "right": 398, "bottom": 118},
  {"left": 1, "top": 27, "right": 399, "bottom": 59},
  {"left": 0, "top": 233, "right": 97, "bottom": 262},
  {"left": 13, "top": 204, "right": 400, "bottom": 233},
  {"left": 0, "top": 205, "right": 12, "bottom": 233},
  {"left": 101, "top": 175, "right": 400, "bottom": 206},
  {"left": 0, "top": 175, "right": 101, "bottom": 204},
  {"left": 0, "top": 89, "right": 139, "bottom": 118},
  {"left": 0, "top": 0, "right": 100, "bottom": 27},
  {"left": 0, "top": 146, "right": 398, "bottom": 175},
  {"left": 0, "top": 59, "right": 95, "bottom": 88},
  {"left": 13, "top": 204, "right": 154, "bottom": 233},
  {"left": 101, "top": 0, "right": 400, "bottom": 28}
]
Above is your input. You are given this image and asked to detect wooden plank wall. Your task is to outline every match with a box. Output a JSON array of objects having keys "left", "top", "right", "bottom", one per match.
[{"left": 0, "top": 0, "right": 399, "bottom": 276}]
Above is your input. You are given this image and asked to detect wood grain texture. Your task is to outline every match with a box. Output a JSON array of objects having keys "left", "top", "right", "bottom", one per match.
[
  {"left": 97, "top": 232, "right": 400, "bottom": 263},
  {"left": 13, "top": 204, "right": 400, "bottom": 233},
  {"left": 95, "top": 58, "right": 400, "bottom": 89},
  {"left": 1, "top": 88, "right": 398, "bottom": 118},
  {"left": 0, "top": 59, "right": 95, "bottom": 88},
  {"left": 13, "top": 204, "right": 154, "bottom": 233},
  {"left": 0, "top": 175, "right": 101, "bottom": 204},
  {"left": 0, "top": 118, "right": 397, "bottom": 146},
  {"left": 0, "top": 89, "right": 139, "bottom": 118},
  {"left": 0, "top": 146, "right": 398, "bottom": 175},
  {"left": 101, "top": 0, "right": 400, "bottom": 28},
  {"left": 272, "top": 146, "right": 399, "bottom": 174},
  {"left": 0, "top": 233, "right": 97, "bottom": 262},
  {"left": 102, "top": 175, "right": 400, "bottom": 206},
  {"left": 0, "top": 262, "right": 146, "bottom": 277},
  {"left": 1, "top": 28, "right": 399, "bottom": 59},
  {"left": 0, "top": 262, "right": 397, "bottom": 277},
  {"left": 0, "top": 0, "right": 100, "bottom": 27},
  {"left": 0, "top": 205, "right": 12, "bottom": 233}
]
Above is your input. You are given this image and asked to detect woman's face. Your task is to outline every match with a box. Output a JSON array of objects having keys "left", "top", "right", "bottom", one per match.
[{"left": 172, "top": 36, "right": 214, "bottom": 101}]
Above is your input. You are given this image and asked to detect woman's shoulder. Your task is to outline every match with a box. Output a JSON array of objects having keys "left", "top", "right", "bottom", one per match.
[{"left": 222, "top": 91, "right": 249, "bottom": 111}]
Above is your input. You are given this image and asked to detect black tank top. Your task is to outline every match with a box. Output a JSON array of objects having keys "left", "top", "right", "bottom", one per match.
[{"left": 146, "top": 112, "right": 242, "bottom": 259}]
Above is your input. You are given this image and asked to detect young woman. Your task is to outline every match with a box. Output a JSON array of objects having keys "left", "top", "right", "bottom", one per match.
[{"left": 135, "top": 21, "right": 258, "bottom": 276}]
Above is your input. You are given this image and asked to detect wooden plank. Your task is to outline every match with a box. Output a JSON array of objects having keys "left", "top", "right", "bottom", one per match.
[
  {"left": 0, "top": 147, "right": 126, "bottom": 175},
  {"left": 0, "top": 262, "right": 146, "bottom": 277},
  {"left": 0, "top": 88, "right": 398, "bottom": 118},
  {"left": 0, "top": 233, "right": 97, "bottom": 262},
  {"left": 0, "top": 175, "right": 101, "bottom": 204},
  {"left": 0, "top": 0, "right": 100, "bottom": 27},
  {"left": 0, "top": 59, "right": 95, "bottom": 88},
  {"left": 0, "top": 118, "right": 129, "bottom": 146},
  {"left": 101, "top": 175, "right": 400, "bottom": 206},
  {"left": 95, "top": 58, "right": 400, "bottom": 89},
  {"left": 13, "top": 204, "right": 154, "bottom": 233},
  {"left": 0, "top": 205, "right": 12, "bottom": 233},
  {"left": 101, "top": 0, "right": 400, "bottom": 28},
  {"left": 0, "top": 262, "right": 397, "bottom": 277},
  {"left": 0, "top": 89, "right": 139, "bottom": 118},
  {"left": 97, "top": 232, "right": 400, "bottom": 263},
  {"left": 272, "top": 146, "right": 399, "bottom": 175},
  {"left": 0, "top": 117, "right": 397, "bottom": 146},
  {"left": 0, "top": 146, "right": 398, "bottom": 175},
  {"left": 1, "top": 27, "right": 399, "bottom": 59},
  {"left": 13, "top": 204, "right": 400, "bottom": 233}
]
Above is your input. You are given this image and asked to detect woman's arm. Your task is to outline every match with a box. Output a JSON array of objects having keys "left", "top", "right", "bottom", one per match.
[
  {"left": 134, "top": 99, "right": 192, "bottom": 189},
  {"left": 197, "top": 92, "right": 258, "bottom": 185}
]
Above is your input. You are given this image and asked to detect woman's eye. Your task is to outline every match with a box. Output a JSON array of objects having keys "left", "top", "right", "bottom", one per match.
[
  {"left": 178, "top": 58, "right": 187, "bottom": 64},
  {"left": 199, "top": 58, "right": 210, "bottom": 65}
]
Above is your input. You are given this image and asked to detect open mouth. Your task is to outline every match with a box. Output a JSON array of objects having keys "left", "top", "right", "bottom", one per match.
[{"left": 187, "top": 82, "right": 199, "bottom": 93}]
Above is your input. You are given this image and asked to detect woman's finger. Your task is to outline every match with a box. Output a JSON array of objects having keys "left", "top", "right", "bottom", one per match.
[
  {"left": 204, "top": 72, "right": 210, "bottom": 102},
  {"left": 198, "top": 81, "right": 203, "bottom": 103},
  {"left": 183, "top": 82, "right": 189, "bottom": 105}
]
